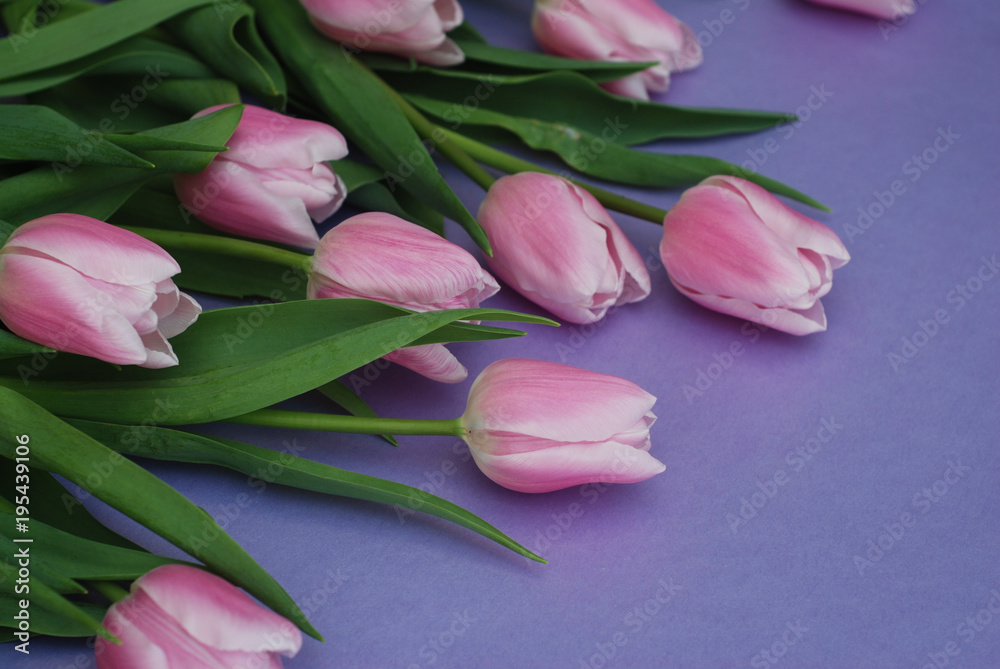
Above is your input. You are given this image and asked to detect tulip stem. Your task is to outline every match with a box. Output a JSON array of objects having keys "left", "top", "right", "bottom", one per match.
[
  {"left": 224, "top": 409, "right": 466, "bottom": 438},
  {"left": 118, "top": 227, "right": 313, "bottom": 273},
  {"left": 89, "top": 580, "right": 130, "bottom": 604},
  {"left": 436, "top": 128, "right": 670, "bottom": 224},
  {"left": 368, "top": 67, "right": 497, "bottom": 192}
]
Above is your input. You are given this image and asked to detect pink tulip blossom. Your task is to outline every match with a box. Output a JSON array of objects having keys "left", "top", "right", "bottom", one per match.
[
  {"left": 301, "top": 0, "right": 465, "bottom": 66},
  {"left": 307, "top": 212, "right": 499, "bottom": 383},
  {"left": 660, "top": 176, "right": 850, "bottom": 335},
  {"left": 477, "top": 172, "right": 650, "bottom": 325},
  {"left": 532, "top": 0, "right": 702, "bottom": 100},
  {"left": 801, "top": 0, "right": 916, "bottom": 21},
  {"left": 0, "top": 214, "right": 200, "bottom": 368},
  {"left": 460, "top": 358, "right": 663, "bottom": 493},
  {"left": 174, "top": 104, "right": 348, "bottom": 249},
  {"left": 95, "top": 565, "right": 302, "bottom": 669}
]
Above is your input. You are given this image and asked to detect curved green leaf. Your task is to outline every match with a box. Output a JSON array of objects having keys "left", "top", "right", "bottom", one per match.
[
  {"left": 0, "top": 37, "right": 216, "bottom": 98},
  {"left": 0, "top": 390, "right": 321, "bottom": 639},
  {"left": 0, "top": 301, "right": 554, "bottom": 424},
  {"left": 0, "top": 105, "right": 152, "bottom": 167},
  {"left": 386, "top": 69, "right": 794, "bottom": 144},
  {"left": 67, "top": 420, "right": 544, "bottom": 562},
  {"left": 0, "top": 0, "right": 218, "bottom": 80},
  {"left": 168, "top": 1, "right": 286, "bottom": 108}
]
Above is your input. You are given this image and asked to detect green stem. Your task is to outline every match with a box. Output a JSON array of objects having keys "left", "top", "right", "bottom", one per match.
[
  {"left": 439, "top": 128, "right": 669, "bottom": 224},
  {"left": 224, "top": 408, "right": 466, "bottom": 439},
  {"left": 119, "top": 227, "right": 313, "bottom": 273},
  {"left": 89, "top": 580, "right": 130, "bottom": 604},
  {"left": 367, "top": 66, "right": 497, "bottom": 192}
]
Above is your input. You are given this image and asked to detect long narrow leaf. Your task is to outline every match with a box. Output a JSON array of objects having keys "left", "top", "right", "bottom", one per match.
[
  {"left": 0, "top": 390, "right": 321, "bottom": 639},
  {"left": 67, "top": 420, "right": 544, "bottom": 562}
]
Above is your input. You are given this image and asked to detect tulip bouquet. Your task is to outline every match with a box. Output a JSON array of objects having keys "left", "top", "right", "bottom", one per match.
[{"left": 0, "top": 0, "right": 853, "bottom": 662}]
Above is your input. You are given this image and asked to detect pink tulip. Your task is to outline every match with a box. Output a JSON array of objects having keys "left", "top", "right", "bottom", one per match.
[
  {"left": 0, "top": 214, "right": 200, "bottom": 368},
  {"left": 659, "top": 176, "right": 850, "bottom": 335},
  {"left": 801, "top": 0, "right": 916, "bottom": 20},
  {"left": 307, "top": 212, "right": 499, "bottom": 383},
  {"left": 95, "top": 565, "right": 302, "bottom": 669},
  {"left": 301, "top": 0, "right": 465, "bottom": 66},
  {"left": 532, "top": 0, "right": 702, "bottom": 100},
  {"left": 477, "top": 173, "right": 650, "bottom": 325},
  {"left": 174, "top": 104, "right": 348, "bottom": 249},
  {"left": 460, "top": 358, "right": 663, "bottom": 493}
]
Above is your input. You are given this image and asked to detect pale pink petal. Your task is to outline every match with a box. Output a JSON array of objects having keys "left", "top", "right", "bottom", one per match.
[
  {"left": 801, "top": 0, "right": 916, "bottom": 20},
  {"left": 464, "top": 358, "right": 656, "bottom": 445},
  {"left": 434, "top": 0, "right": 463, "bottom": 30},
  {"left": 671, "top": 278, "right": 828, "bottom": 335},
  {"left": 661, "top": 185, "right": 813, "bottom": 308},
  {"left": 600, "top": 73, "right": 652, "bottom": 101},
  {"left": 175, "top": 161, "right": 321, "bottom": 249},
  {"left": 300, "top": 0, "right": 438, "bottom": 34},
  {"left": 136, "top": 565, "right": 302, "bottom": 656},
  {"left": 0, "top": 254, "right": 149, "bottom": 365},
  {"left": 4, "top": 214, "right": 178, "bottom": 286},
  {"left": 197, "top": 104, "right": 348, "bottom": 169},
  {"left": 706, "top": 176, "right": 850, "bottom": 268},
  {"left": 470, "top": 439, "right": 665, "bottom": 493},
  {"left": 311, "top": 213, "right": 498, "bottom": 309},
  {"left": 384, "top": 344, "right": 467, "bottom": 383},
  {"left": 157, "top": 291, "right": 202, "bottom": 339}
]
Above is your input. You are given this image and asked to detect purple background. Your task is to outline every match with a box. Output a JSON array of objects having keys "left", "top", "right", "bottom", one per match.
[{"left": 15, "top": 0, "right": 1000, "bottom": 667}]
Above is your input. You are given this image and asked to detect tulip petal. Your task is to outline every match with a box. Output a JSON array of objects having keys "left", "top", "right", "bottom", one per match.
[
  {"left": 479, "top": 174, "right": 633, "bottom": 323},
  {"left": 464, "top": 358, "right": 656, "bottom": 445},
  {"left": 661, "top": 184, "right": 814, "bottom": 308},
  {"left": 310, "top": 213, "right": 498, "bottom": 309},
  {"left": 4, "top": 214, "right": 179, "bottom": 286},
  {"left": 470, "top": 439, "right": 666, "bottom": 493},
  {"left": 802, "top": 0, "right": 916, "bottom": 20},
  {"left": 136, "top": 565, "right": 302, "bottom": 656},
  {"left": 0, "top": 254, "right": 150, "bottom": 365},
  {"left": 434, "top": 0, "right": 463, "bottom": 30},
  {"left": 671, "top": 278, "right": 828, "bottom": 335},
  {"left": 198, "top": 104, "right": 348, "bottom": 169},
  {"left": 157, "top": 291, "right": 202, "bottom": 339},
  {"left": 175, "top": 161, "right": 321, "bottom": 249},
  {"left": 706, "top": 176, "right": 850, "bottom": 268},
  {"left": 384, "top": 343, "right": 468, "bottom": 383}
]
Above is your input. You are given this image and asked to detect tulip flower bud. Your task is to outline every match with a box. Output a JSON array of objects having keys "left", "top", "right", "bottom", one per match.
[
  {"left": 307, "top": 212, "right": 500, "bottom": 383},
  {"left": 95, "top": 565, "right": 302, "bottom": 668},
  {"left": 532, "top": 0, "right": 701, "bottom": 100},
  {"left": 300, "top": 0, "right": 465, "bottom": 66},
  {"left": 660, "top": 176, "right": 850, "bottom": 335},
  {"left": 174, "top": 104, "right": 349, "bottom": 249},
  {"left": 477, "top": 172, "right": 650, "bottom": 325},
  {"left": 460, "top": 358, "right": 664, "bottom": 493},
  {"left": 0, "top": 214, "right": 200, "bottom": 368},
  {"left": 801, "top": 0, "right": 916, "bottom": 20}
]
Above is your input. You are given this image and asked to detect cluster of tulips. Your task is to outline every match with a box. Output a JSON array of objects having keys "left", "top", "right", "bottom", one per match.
[{"left": 0, "top": 0, "right": 898, "bottom": 665}]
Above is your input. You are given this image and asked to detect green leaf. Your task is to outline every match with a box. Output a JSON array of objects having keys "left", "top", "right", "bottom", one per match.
[
  {"left": 248, "top": 0, "right": 488, "bottom": 250},
  {"left": 0, "top": 0, "right": 218, "bottom": 81},
  {"left": 0, "top": 597, "right": 108, "bottom": 638},
  {"left": 448, "top": 24, "right": 655, "bottom": 82},
  {"left": 422, "top": 102, "right": 824, "bottom": 208},
  {"left": 66, "top": 420, "right": 544, "bottom": 562},
  {"left": 0, "top": 36, "right": 216, "bottom": 98},
  {"left": 168, "top": 1, "right": 286, "bottom": 108},
  {"left": 0, "top": 300, "right": 554, "bottom": 424},
  {"left": 0, "top": 328, "right": 53, "bottom": 359},
  {"left": 317, "top": 380, "right": 397, "bottom": 446},
  {"left": 0, "top": 104, "right": 152, "bottom": 167},
  {"left": 0, "top": 461, "right": 140, "bottom": 549},
  {"left": 0, "top": 562, "right": 109, "bottom": 639},
  {"left": 0, "top": 105, "right": 241, "bottom": 224},
  {"left": 387, "top": 69, "right": 795, "bottom": 144},
  {"left": 0, "top": 510, "right": 186, "bottom": 580},
  {"left": 0, "top": 390, "right": 321, "bottom": 639},
  {"left": 338, "top": 159, "right": 445, "bottom": 235}
]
